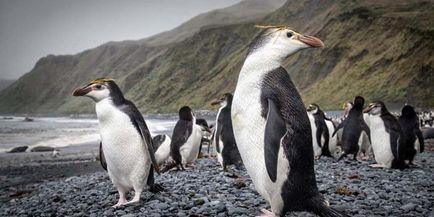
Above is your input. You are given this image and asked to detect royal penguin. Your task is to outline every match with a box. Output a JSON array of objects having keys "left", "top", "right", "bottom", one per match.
[
  {"left": 196, "top": 118, "right": 212, "bottom": 158},
  {"left": 363, "top": 101, "right": 406, "bottom": 169},
  {"left": 231, "top": 25, "right": 346, "bottom": 217},
  {"left": 332, "top": 96, "right": 370, "bottom": 161},
  {"left": 72, "top": 78, "right": 162, "bottom": 207},
  {"left": 307, "top": 103, "right": 337, "bottom": 159},
  {"left": 152, "top": 134, "right": 172, "bottom": 166},
  {"left": 210, "top": 93, "right": 243, "bottom": 171},
  {"left": 398, "top": 105, "right": 424, "bottom": 165},
  {"left": 167, "top": 106, "right": 202, "bottom": 171}
]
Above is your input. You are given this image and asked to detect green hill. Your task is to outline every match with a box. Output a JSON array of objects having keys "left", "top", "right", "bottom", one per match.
[{"left": 0, "top": 0, "right": 433, "bottom": 114}]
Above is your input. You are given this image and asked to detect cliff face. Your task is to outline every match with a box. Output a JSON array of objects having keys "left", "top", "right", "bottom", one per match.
[{"left": 0, "top": 0, "right": 433, "bottom": 114}]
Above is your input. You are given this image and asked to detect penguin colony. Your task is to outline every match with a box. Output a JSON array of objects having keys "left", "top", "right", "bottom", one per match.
[{"left": 72, "top": 25, "right": 427, "bottom": 216}]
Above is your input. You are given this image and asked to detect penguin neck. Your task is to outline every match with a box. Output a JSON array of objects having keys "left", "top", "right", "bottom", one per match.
[
  {"left": 238, "top": 52, "right": 282, "bottom": 82},
  {"left": 95, "top": 98, "right": 118, "bottom": 123}
]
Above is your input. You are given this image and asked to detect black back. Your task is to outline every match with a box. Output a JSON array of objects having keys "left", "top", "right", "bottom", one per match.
[
  {"left": 374, "top": 101, "right": 406, "bottom": 169},
  {"left": 334, "top": 96, "right": 370, "bottom": 159},
  {"left": 170, "top": 106, "right": 193, "bottom": 166},
  {"left": 215, "top": 93, "right": 242, "bottom": 168},
  {"left": 260, "top": 66, "right": 322, "bottom": 214},
  {"left": 106, "top": 80, "right": 127, "bottom": 106},
  {"left": 398, "top": 105, "right": 424, "bottom": 163},
  {"left": 311, "top": 104, "right": 332, "bottom": 157}
]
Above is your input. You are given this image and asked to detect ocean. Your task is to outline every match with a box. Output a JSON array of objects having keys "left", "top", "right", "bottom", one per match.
[
  {"left": 0, "top": 115, "right": 180, "bottom": 153},
  {"left": 0, "top": 111, "right": 342, "bottom": 153}
]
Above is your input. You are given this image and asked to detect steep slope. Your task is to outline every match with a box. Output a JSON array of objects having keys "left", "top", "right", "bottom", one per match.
[
  {"left": 141, "top": 0, "right": 286, "bottom": 46},
  {"left": 0, "top": 0, "right": 433, "bottom": 114},
  {"left": 0, "top": 80, "right": 14, "bottom": 91}
]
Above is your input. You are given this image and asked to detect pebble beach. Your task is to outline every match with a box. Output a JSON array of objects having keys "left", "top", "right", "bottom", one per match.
[{"left": 1, "top": 141, "right": 433, "bottom": 217}]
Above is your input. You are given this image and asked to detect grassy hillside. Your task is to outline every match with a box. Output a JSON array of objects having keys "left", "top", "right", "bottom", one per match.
[{"left": 0, "top": 0, "right": 433, "bottom": 114}]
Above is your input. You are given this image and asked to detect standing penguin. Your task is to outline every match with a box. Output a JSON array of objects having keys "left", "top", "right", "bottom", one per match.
[
  {"left": 364, "top": 101, "right": 406, "bottom": 169},
  {"left": 168, "top": 106, "right": 202, "bottom": 170},
  {"left": 307, "top": 104, "right": 336, "bottom": 159},
  {"left": 231, "top": 25, "right": 346, "bottom": 217},
  {"left": 398, "top": 105, "right": 424, "bottom": 165},
  {"left": 210, "top": 93, "right": 243, "bottom": 171},
  {"left": 72, "top": 78, "right": 162, "bottom": 207},
  {"left": 332, "top": 96, "right": 370, "bottom": 161},
  {"left": 195, "top": 118, "right": 212, "bottom": 158}
]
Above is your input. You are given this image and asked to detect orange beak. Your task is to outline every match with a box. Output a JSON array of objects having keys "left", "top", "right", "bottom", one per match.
[
  {"left": 298, "top": 35, "right": 324, "bottom": 48},
  {"left": 72, "top": 86, "right": 92, "bottom": 96}
]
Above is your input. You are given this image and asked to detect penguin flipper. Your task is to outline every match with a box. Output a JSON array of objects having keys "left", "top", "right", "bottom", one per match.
[
  {"left": 170, "top": 120, "right": 192, "bottom": 166},
  {"left": 120, "top": 101, "right": 160, "bottom": 174},
  {"left": 99, "top": 141, "right": 107, "bottom": 171},
  {"left": 321, "top": 123, "right": 332, "bottom": 157},
  {"left": 264, "top": 99, "right": 286, "bottom": 182},
  {"left": 315, "top": 120, "right": 324, "bottom": 148},
  {"left": 361, "top": 120, "right": 371, "bottom": 144},
  {"left": 415, "top": 128, "right": 424, "bottom": 153},
  {"left": 332, "top": 121, "right": 345, "bottom": 137},
  {"left": 215, "top": 113, "right": 224, "bottom": 153}
]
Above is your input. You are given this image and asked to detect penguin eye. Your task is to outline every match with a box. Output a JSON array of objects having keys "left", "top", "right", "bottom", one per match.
[
  {"left": 286, "top": 32, "right": 293, "bottom": 38},
  {"left": 95, "top": 84, "right": 102, "bottom": 89}
]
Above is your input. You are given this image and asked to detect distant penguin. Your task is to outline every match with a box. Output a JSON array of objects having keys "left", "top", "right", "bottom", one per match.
[
  {"left": 231, "top": 25, "right": 346, "bottom": 217},
  {"left": 196, "top": 118, "right": 212, "bottom": 158},
  {"left": 335, "top": 101, "right": 353, "bottom": 148},
  {"left": 343, "top": 101, "right": 353, "bottom": 118},
  {"left": 210, "top": 93, "right": 242, "bottom": 171},
  {"left": 73, "top": 78, "right": 162, "bottom": 207},
  {"left": 333, "top": 96, "right": 370, "bottom": 161},
  {"left": 364, "top": 101, "right": 406, "bottom": 169},
  {"left": 307, "top": 103, "right": 336, "bottom": 159},
  {"left": 398, "top": 105, "right": 424, "bottom": 165},
  {"left": 168, "top": 106, "right": 202, "bottom": 170},
  {"left": 152, "top": 134, "right": 172, "bottom": 166}
]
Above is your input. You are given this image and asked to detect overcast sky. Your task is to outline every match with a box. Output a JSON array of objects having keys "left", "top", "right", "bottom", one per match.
[{"left": 0, "top": 0, "right": 240, "bottom": 80}]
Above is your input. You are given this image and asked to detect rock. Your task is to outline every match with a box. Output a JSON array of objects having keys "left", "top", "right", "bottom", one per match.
[
  {"left": 194, "top": 198, "right": 205, "bottom": 206},
  {"left": 8, "top": 146, "right": 29, "bottom": 153},
  {"left": 400, "top": 203, "right": 417, "bottom": 211},
  {"left": 30, "top": 146, "right": 55, "bottom": 152}
]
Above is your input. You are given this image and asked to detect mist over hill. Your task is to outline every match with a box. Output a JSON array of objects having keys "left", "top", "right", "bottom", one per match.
[{"left": 0, "top": 0, "right": 433, "bottom": 114}]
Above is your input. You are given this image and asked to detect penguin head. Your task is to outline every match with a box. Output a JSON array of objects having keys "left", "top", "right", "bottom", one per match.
[
  {"left": 306, "top": 104, "right": 319, "bottom": 114},
  {"left": 401, "top": 105, "right": 417, "bottom": 118},
  {"left": 196, "top": 118, "right": 212, "bottom": 133},
  {"left": 364, "top": 101, "right": 387, "bottom": 116},
  {"left": 343, "top": 101, "right": 353, "bottom": 116},
  {"left": 248, "top": 25, "right": 324, "bottom": 61},
  {"left": 353, "top": 96, "right": 365, "bottom": 110},
  {"left": 72, "top": 78, "right": 124, "bottom": 103},
  {"left": 179, "top": 106, "right": 194, "bottom": 121},
  {"left": 210, "top": 93, "right": 233, "bottom": 107}
]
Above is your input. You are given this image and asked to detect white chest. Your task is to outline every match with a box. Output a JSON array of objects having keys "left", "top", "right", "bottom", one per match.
[
  {"left": 368, "top": 115, "right": 394, "bottom": 167},
  {"left": 95, "top": 100, "right": 150, "bottom": 187},
  {"left": 180, "top": 123, "right": 202, "bottom": 164},
  {"left": 231, "top": 60, "right": 289, "bottom": 211}
]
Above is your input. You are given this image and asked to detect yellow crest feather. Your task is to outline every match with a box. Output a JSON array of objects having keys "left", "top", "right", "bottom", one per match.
[
  {"left": 255, "top": 24, "right": 294, "bottom": 31},
  {"left": 89, "top": 77, "right": 114, "bottom": 85}
]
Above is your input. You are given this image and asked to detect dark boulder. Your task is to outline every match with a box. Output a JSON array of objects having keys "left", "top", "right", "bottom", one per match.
[{"left": 8, "top": 146, "right": 29, "bottom": 153}]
